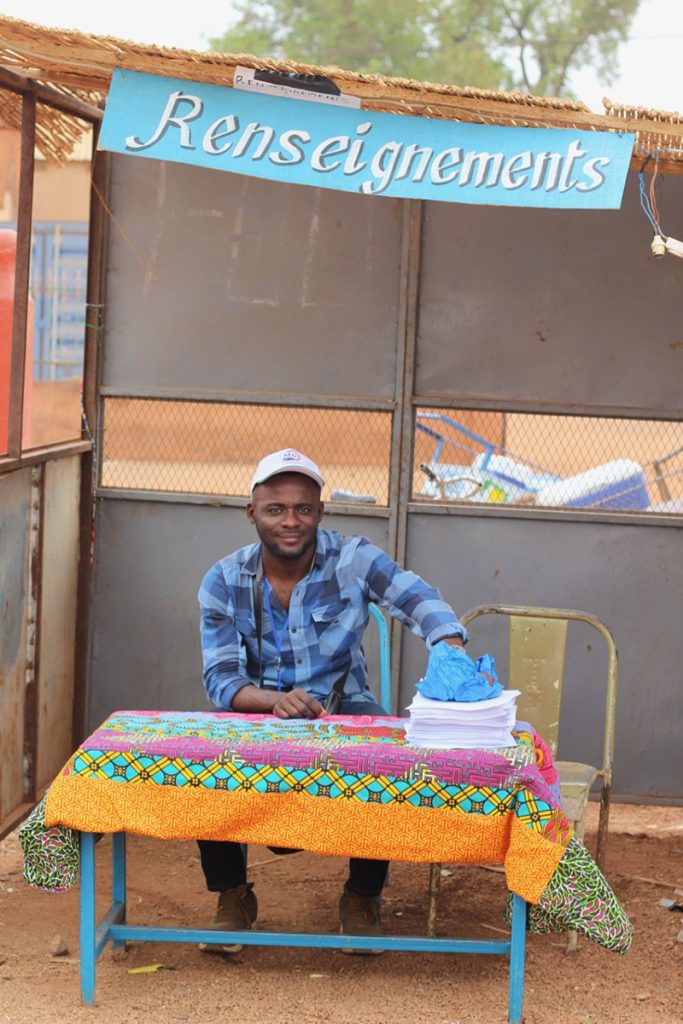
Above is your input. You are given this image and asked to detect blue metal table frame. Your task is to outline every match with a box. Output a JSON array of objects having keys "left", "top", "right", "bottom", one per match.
[{"left": 80, "top": 831, "right": 527, "bottom": 1021}]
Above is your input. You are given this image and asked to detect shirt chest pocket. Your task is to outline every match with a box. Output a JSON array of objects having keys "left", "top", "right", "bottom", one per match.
[{"left": 311, "top": 600, "right": 356, "bottom": 656}]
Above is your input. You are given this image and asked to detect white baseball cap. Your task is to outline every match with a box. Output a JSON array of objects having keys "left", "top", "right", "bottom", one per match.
[{"left": 250, "top": 448, "right": 325, "bottom": 492}]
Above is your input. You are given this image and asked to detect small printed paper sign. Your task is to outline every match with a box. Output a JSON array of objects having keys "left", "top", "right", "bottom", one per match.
[{"left": 233, "top": 66, "right": 361, "bottom": 109}]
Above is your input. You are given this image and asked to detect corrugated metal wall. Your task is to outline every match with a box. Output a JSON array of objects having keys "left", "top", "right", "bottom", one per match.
[
  {"left": 0, "top": 455, "right": 81, "bottom": 835},
  {"left": 0, "top": 468, "right": 31, "bottom": 832}
]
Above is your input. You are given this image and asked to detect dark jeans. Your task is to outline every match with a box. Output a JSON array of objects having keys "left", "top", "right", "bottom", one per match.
[{"left": 198, "top": 696, "right": 390, "bottom": 898}]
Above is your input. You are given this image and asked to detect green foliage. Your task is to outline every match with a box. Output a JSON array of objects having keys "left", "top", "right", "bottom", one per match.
[{"left": 208, "top": 0, "right": 642, "bottom": 97}]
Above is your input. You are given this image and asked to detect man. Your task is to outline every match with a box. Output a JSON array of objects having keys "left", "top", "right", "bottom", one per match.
[{"left": 197, "top": 447, "right": 470, "bottom": 952}]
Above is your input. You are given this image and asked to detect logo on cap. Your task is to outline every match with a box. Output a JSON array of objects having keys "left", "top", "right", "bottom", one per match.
[{"left": 282, "top": 450, "right": 301, "bottom": 462}]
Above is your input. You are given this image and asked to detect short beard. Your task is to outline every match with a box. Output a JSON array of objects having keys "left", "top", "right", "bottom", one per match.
[{"left": 262, "top": 535, "right": 315, "bottom": 562}]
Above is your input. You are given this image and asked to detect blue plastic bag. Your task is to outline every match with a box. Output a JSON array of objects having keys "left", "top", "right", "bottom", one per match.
[{"left": 417, "top": 643, "right": 502, "bottom": 702}]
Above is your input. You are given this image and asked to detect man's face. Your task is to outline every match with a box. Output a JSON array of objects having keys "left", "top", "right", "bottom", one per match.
[{"left": 247, "top": 473, "right": 323, "bottom": 562}]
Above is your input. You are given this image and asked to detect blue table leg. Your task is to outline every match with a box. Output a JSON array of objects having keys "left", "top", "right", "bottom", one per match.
[
  {"left": 112, "top": 833, "right": 127, "bottom": 953},
  {"left": 82, "top": 830, "right": 526, "bottom": 1019},
  {"left": 79, "top": 832, "right": 97, "bottom": 1007},
  {"left": 508, "top": 894, "right": 527, "bottom": 1024}
]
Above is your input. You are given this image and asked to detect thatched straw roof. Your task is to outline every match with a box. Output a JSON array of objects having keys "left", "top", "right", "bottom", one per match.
[{"left": 1, "top": 14, "right": 682, "bottom": 173}]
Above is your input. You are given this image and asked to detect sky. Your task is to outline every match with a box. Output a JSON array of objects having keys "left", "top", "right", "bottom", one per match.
[{"left": 1, "top": 0, "right": 682, "bottom": 114}]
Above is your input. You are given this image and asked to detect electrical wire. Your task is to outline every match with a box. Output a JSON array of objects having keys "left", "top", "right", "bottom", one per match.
[
  {"left": 638, "top": 151, "right": 663, "bottom": 235},
  {"left": 649, "top": 150, "right": 662, "bottom": 228}
]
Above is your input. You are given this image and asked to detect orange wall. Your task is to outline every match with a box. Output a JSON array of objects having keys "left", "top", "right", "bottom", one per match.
[
  {"left": 0, "top": 229, "right": 33, "bottom": 451},
  {"left": 0, "top": 126, "right": 91, "bottom": 224},
  {"left": 0, "top": 128, "right": 20, "bottom": 221}
]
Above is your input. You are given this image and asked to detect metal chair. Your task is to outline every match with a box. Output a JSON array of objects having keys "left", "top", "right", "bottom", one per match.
[
  {"left": 368, "top": 602, "right": 392, "bottom": 712},
  {"left": 427, "top": 604, "right": 618, "bottom": 946}
]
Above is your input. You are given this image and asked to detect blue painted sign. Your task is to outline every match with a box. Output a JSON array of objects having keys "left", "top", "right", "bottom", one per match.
[{"left": 99, "top": 69, "right": 635, "bottom": 209}]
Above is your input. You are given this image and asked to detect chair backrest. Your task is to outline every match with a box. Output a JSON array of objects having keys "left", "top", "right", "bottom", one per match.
[
  {"left": 368, "top": 603, "right": 392, "bottom": 712},
  {"left": 460, "top": 605, "right": 618, "bottom": 781}
]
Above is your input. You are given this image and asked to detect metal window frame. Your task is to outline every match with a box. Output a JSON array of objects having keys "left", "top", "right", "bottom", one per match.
[
  {"left": 409, "top": 401, "right": 683, "bottom": 526},
  {"left": 0, "top": 68, "right": 103, "bottom": 471},
  {"left": 96, "top": 391, "right": 396, "bottom": 510}
]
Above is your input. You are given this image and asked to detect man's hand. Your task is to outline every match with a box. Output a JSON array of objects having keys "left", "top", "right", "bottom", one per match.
[
  {"left": 441, "top": 636, "right": 494, "bottom": 685},
  {"left": 272, "top": 689, "right": 324, "bottom": 719},
  {"left": 231, "top": 684, "right": 324, "bottom": 717}
]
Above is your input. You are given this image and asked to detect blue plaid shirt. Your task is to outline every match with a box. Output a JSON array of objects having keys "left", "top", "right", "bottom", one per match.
[{"left": 198, "top": 528, "right": 467, "bottom": 709}]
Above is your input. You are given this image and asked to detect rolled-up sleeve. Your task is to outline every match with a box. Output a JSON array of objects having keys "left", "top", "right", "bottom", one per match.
[
  {"left": 198, "top": 564, "right": 253, "bottom": 709},
  {"left": 355, "top": 540, "right": 468, "bottom": 646}
]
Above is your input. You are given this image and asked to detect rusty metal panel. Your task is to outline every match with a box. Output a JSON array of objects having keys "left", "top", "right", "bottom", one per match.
[
  {"left": 35, "top": 455, "right": 81, "bottom": 789},
  {"left": 0, "top": 467, "right": 31, "bottom": 832},
  {"left": 87, "top": 499, "right": 389, "bottom": 730},
  {"left": 415, "top": 173, "right": 683, "bottom": 413},
  {"left": 103, "top": 157, "right": 402, "bottom": 398},
  {"left": 402, "top": 509, "right": 683, "bottom": 801}
]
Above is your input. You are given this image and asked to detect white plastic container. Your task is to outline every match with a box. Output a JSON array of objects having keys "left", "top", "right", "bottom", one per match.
[{"left": 535, "top": 459, "right": 650, "bottom": 510}]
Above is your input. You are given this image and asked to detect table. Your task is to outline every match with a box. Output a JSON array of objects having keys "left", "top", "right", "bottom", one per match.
[{"left": 37, "top": 710, "right": 631, "bottom": 1019}]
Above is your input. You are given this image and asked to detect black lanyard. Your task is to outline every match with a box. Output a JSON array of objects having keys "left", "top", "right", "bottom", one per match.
[{"left": 251, "top": 568, "right": 265, "bottom": 688}]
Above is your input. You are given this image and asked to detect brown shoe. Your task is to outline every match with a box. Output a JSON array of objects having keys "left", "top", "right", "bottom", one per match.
[
  {"left": 339, "top": 888, "right": 383, "bottom": 955},
  {"left": 199, "top": 883, "right": 257, "bottom": 954}
]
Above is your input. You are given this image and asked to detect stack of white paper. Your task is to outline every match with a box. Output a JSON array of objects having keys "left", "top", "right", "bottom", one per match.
[{"left": 404, "top": 690, "right": 521, "bottom": 749}]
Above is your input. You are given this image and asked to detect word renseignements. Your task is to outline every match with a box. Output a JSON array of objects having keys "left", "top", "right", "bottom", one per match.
[{"left": 127, "top": 89, "right": 611, "bottom": 197}]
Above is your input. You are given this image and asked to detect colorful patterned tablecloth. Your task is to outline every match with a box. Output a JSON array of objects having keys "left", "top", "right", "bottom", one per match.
[{"left": 36, "top": 710, "right": 631, "bottom": 953}]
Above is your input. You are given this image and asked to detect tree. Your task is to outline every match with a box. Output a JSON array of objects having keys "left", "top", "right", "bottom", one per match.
[{"left": 209, "top": 0, "right": 642, "bottom": 98}]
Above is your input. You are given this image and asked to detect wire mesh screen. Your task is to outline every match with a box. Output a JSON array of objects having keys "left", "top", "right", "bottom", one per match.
[
  {"left": 413, "top": 409, "right": 683, "bottom": 514},
  {"left": 101, "top": 399, "right": 392, "bottom": 505}
]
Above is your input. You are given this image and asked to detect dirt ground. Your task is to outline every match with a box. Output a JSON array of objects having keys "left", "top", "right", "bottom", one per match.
[{"left": 0, "top": 802, "right": 681, "bottom": 1024}]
